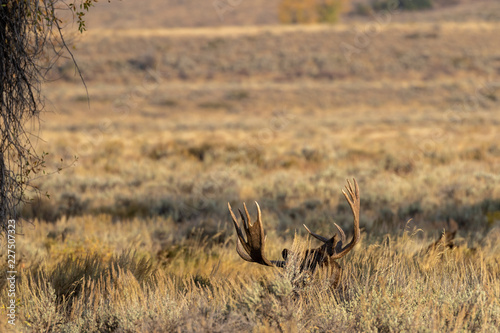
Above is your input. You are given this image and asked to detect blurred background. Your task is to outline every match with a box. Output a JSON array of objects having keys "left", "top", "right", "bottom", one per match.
[{"left": 24, "top": 0, "right": 500, "bottom": 251}]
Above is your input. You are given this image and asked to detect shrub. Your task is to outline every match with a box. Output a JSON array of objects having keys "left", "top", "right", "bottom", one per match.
[
  {"left": 371, "top": 0, "right": 433, "bottom": 11},
  {"left": 400, "top": 0, "right": 433, "bottom": 10},
  {"left": 354, "top": 3, "right": 374, "bottom": 16},
  {"left": 317, "top": 0, "right": 346, "bottom": 23},
  {"left": 278, "top": 0, "right": 348, "bottom": 24}
]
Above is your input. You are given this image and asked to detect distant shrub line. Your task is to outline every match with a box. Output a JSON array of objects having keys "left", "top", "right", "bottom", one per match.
[{"left": 279, "top": 0, "right": 439, "bottom": 24}]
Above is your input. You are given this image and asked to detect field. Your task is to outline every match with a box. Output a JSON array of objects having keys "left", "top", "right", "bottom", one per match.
[{"left": 1, "top": 0, "right": 500, "bottom": 331}]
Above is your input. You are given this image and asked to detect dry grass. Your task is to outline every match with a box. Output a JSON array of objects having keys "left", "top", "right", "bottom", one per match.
[
  {"left": 28, "top": 18, "right": 500, "bottom": 232},
  {"left": 26, "top": 80, "right": 500, "bottom": 233},
  {"left": 1, "top": 217, "right": 500, "bottom": 332}
]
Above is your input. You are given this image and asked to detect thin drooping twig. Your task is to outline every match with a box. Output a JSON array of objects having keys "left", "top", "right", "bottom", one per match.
[{"left": 0, "top": 1, "right": 87, "bottom": 232}]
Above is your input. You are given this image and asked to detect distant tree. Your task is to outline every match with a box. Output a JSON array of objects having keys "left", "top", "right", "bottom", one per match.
[
  {"left": 279, "top": 0, "right": 317, "bottom": 24},
  {"left": 371, "top": 0, "right": 433, "bottom": 11},
  {"left": 0, "top": 0, "right": 102, "bottom": 232},
  {"left": 278, "top": 0, "right": 349, "bottom": 24}
]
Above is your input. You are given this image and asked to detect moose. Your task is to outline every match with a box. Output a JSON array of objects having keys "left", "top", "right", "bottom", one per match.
[{"left": 228, "top": 178, "right": 360, "bottom": 288}]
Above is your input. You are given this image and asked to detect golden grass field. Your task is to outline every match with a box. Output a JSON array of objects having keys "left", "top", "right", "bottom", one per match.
[{"left": 1, "top": 0, "right": 500, "bottom": 331}]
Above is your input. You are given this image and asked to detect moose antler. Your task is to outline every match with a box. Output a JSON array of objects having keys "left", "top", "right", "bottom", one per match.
[
  {"left": 303, "top": 178, "right": 360, "bottom": 260},
  {"left": 228, "top": 201, "right": 285, "bottom": 267},
  {"left": 228, "top": 178, "right": 361, "bottom": 287}
]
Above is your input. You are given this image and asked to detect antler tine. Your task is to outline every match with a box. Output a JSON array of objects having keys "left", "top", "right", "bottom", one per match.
[
  {"left": 303, "top": 224, "right": 329, "bottom": 243},
  {"left": 238, "top": 207, "right": 249, "bottom": 234},
  {"left": 227, "top": 202, "right": 239, "bottom": 228},
  {"left": 334, "top": 223, "right": 346, "bottom": 244},
  {"left": 342, "top": 178, "right": 357, "bottom": 207},
  {"left": 331, "top": 178, "right": 361, "bottom": 260},
  {"left": 243, "top": 203, "right": 252, "bottom": 227},
  {"left": 254, "top": 201, "right": 265, "bottom": 239}
]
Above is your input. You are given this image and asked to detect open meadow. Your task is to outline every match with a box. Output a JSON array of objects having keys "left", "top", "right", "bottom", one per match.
[{"left": 1, "top": 0, "right": 500, "bottom": 331}]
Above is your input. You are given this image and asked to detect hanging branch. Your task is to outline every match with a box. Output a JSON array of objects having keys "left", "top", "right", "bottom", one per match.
[{"left": 0, "top": 0, "right": 101, "bottom": 232}]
